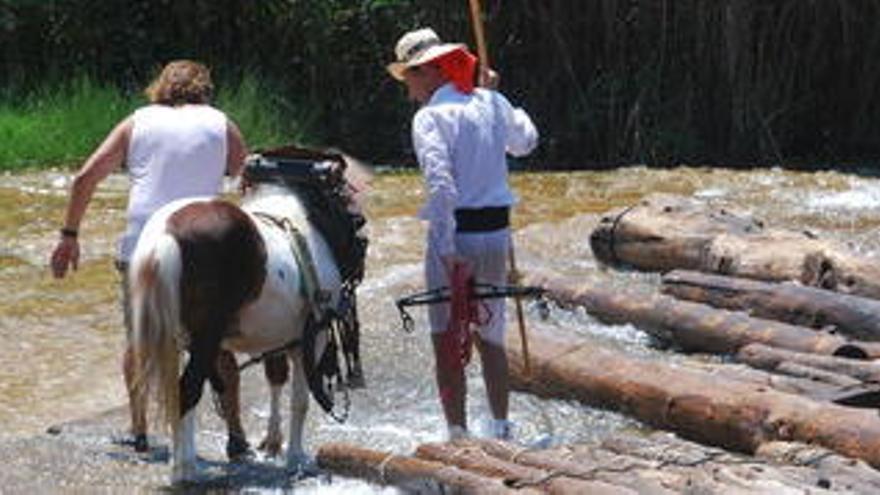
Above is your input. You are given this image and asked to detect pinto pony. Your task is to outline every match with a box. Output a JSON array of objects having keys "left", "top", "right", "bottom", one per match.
[{"left": 128, "top": 148, "right": 367, "bottom": 483}]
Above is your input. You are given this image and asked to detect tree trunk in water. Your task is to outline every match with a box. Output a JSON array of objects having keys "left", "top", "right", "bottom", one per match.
[
  {"left": 316, "top": 442, "right": 532, "bottom": 494},
  {"left": 589, "top": 194, "right": 880, "bottom": 299},
  {"left": 736, "top": 343, "right": 880, "bottom": 408},
  {"left": 524, "top": 271, "right": 880, "bottom": 358},
  {"left": 662, "top": 269, "right": 880, "bottom": 341},
  {"left": 505, "top": 327, "right": 880, "bottom": 468},
  {"left": 416, "top": 442, "right": 631, "bottom": 494},
  {"left": 737, "top": 343, "right": 880, "bottom": 383}
]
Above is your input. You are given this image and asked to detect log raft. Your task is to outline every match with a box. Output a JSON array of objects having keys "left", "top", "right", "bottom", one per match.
[
  {"left": 589, "top": 194, "right": 880, "bottom": 299},
  {"left": 316, "top": 435, "right": 880, "bottom": 493},
  {"left": 525, "top": 271, "right": 880, "bottom": 358},
  {"left": 316, "top": 442, "right": 534, "bottom": 494},
  {"left": 662, "top": 269, "right": 880, "bottom": 341},
  {"left": 505, "top": 327, "right": 880, "bottom": 469}
]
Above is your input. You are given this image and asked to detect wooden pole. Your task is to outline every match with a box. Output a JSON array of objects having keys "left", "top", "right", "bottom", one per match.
[
  {"left": 507, "top": 243, "right": 531, "bottom": 375},
  {"left": 468, "top": 0, "right": 490, "bottom": 70},
  {"left": 466, "top": 0, "right": 531, "bottom": 375}
]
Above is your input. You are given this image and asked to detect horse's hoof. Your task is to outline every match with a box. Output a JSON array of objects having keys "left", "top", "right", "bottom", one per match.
[
  {"left": 134, "top": 433, "right": 149, "bottom": 453},
  {"left": 226, "top": 435, "right": 254, "bottom": 462},
  {"left": 287, "top": 454, "right": 318, "bottom": 478},
  {"left": 258, "top": 437, "right": 283, "bottom": 458},
  {"left": 347, "top": 372, "right": 366, "bottom": 389},
  {"left": 114, "top": 433, "right": 149, "bottom": 453},
  {"left": 171, "top": 462, "right": 199, "bottom": 485}
]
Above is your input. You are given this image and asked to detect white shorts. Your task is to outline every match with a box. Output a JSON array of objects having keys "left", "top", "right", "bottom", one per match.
[{"left": 425, "top": 228, "right": 509, "bottom": 346}]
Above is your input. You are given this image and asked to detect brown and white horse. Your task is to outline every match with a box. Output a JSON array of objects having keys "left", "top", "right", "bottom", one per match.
[{"left": 128, "top": 161, "right": 356, "bottom": 483}]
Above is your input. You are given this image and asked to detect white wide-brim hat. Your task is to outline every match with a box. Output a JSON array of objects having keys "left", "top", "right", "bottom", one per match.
[{"left": 386, "top": 28, "right": 466, "bottom": 81}]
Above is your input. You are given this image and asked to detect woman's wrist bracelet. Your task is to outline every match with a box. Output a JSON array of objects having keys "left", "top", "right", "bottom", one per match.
[{"left": 60, "top": 227, "right": 78, "bottom": 238}]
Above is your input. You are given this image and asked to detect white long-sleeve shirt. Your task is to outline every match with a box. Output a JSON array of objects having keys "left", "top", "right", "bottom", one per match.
[{"left": 412, "top": 83, "right": 538, "bottom": 256}]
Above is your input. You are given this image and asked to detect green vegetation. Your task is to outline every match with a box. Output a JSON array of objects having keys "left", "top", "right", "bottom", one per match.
[
  {"left": 216, "top": 76, "right": 314, "bottom": 152},
  {"left": 0, "top": 78, "right": 136, "bottom": 170},
  {"left": 1, "top": 1, "right": 878, "bottom": 168},
  {"left": 0, "top": 75, "right": 311, "bottom": 171}
]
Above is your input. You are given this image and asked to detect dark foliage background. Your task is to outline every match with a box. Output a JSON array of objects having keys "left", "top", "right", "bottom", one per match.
[{"left": 1, "top": 0, "right": 878, "bottom": 168}]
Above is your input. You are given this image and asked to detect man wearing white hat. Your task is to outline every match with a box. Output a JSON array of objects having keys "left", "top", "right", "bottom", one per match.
[{"left": 388, "top": 27, "right": 538, "bottom": 441}]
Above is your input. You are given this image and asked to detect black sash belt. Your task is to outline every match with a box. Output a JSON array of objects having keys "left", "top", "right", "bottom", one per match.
[{"left": 454, "top": 206, "right": 510, "bottom": 232}]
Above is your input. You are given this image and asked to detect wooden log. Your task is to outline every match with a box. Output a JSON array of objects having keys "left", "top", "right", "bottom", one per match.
[
  {"left": 770, "top": 362, "right": 862, "bottom": 388},
  {"left": 316, "top": 442, "right": 531, "bottom": 495},
  {"left": 662, "top": 269, "right": 880, "bottom": 341},
  {"left": 737, "top": 343, "right": 880, "bottom": 383},
  {"left": 736, "top": 343, "right": 880, "bottom": 407},
  {"left": 756, "top": 441, "right": 880, "bottom": 493},
  {"left": 684, "top": 359, "right": 854, "bottom": 400},
  {"left": 601, "top": 433, "right": 880, "bottom": 494},
  {"left": 589, "top": 194, "right": 880, "bottom": 299},
  {"left": 415, "top": 442, "right": 632, "bottom": 494},
  {"left": 505, "top": 327, "right": 880, "bottom": 469},
  {"left": 524, "top": 271, "right": 880, "bottom": 358},
  {"left": 459, "top": 439, "right": 664, "bottom": 491}
]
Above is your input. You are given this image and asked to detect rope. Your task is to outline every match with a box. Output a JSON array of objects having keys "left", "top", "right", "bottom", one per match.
[
  {"left": 606, "top": 204, "right": 636, "bottom": 265},
  {"left": 441, "top": 264, "right": 482, "bottom": 372},
  {"left": 237, "top": 338, "right": 302, "bottom": 371},
  {"left": 508, "top": 445, "right": 532, "bottom": 463},
  {"left": 247, "top": 210, "right": 352, "bottom": 423},
  {"left": 376, "top": 452, "right": 397, "bottom": 484}
]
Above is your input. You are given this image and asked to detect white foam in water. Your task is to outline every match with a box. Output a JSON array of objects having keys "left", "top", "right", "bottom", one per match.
[
  {"left": 807, "top": 181, "right": 880, "bottom": 210},
  {"left": 358, "top": 263, "right": 421, "bottom": 293},
  {"left": 694, "top": 187, "right": 727, "bottom": 199}
]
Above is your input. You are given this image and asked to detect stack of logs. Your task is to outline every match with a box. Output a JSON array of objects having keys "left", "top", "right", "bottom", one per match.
[{"left": 318, "top": 194, "right": 880, "bottom": 492}]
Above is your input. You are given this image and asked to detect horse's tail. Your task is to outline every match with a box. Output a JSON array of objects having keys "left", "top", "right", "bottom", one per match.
[{"left": 131, "top": 232, "right": 183, "bottom": 433}]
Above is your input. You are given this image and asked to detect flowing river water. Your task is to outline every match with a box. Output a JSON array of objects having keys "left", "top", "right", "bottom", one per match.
[{"left": 2, "top": 165, "right": 880, "bottom": 491}]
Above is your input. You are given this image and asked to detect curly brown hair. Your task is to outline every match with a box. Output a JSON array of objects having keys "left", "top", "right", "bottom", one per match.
[{"left": 144, "top": 60, "right": 214, "bottom": 105}]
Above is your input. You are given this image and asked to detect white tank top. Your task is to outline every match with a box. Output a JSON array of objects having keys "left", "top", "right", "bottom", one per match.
[{"left": 117, "top": 104, "right": 228, "bottom": 261}]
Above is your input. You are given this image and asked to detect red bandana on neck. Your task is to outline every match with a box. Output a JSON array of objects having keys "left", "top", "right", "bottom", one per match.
[{"left": 434, "top": 48, "right": 477, "bottom": 94}]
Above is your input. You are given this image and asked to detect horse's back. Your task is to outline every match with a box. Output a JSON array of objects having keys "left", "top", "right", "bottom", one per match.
[
  {"left": 131, "top": 197, "right": 268, "bottom": 335},
  {"left": 230, "top": 189, "right": 343, "bottom": 352}
]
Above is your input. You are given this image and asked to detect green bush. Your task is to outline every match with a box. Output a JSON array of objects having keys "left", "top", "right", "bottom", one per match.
[
  {"left": 0, "top": 77, "right": 136, "bottom": 170},
  {"left": 0, "top": 75, "right": 313, "bottom": 171}
]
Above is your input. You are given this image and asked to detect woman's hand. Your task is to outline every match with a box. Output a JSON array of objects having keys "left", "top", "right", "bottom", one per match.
[{"left": 50, "top": 236, "right": 80, "bottom": 278}]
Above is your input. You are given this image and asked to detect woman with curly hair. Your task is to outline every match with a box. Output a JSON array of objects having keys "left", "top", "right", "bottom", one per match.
[{"left": 49, "top": 59, "right": 248, "bottom": 454}]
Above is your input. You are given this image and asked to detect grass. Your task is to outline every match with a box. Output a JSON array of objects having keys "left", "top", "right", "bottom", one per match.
[
  {"left": 0, "top": 75, "right": 312, "bottom": 171},
  {"left": 0, "top": 77, "right": 136, "bottom": 170}
]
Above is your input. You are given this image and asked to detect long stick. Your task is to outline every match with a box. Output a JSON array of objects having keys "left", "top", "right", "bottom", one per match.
[
  {"left": 468, "top": 0, "right": 490, "bottom": 70},
  {"left": 508, "top": 240, "right": 531, "bottom": 375},
  {"left": 467, "top": 0, "right": 532, "bottom": 375}
]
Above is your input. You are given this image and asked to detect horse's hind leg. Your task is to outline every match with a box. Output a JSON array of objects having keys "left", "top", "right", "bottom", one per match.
[
  {"left": 215, "top": 350, "right": 253, "bottom": 461},
  {"left": 286, "top": 350, "right": 311, "bottom": 471},
  {"left": 171, "top": 409, "right": 198, "bottom": 483},
  {"left": 123, "top": 344, "right": 148, "bottom": 452},
  {"left": 258, "top": 354, "right": 288, "bottom": 457}
]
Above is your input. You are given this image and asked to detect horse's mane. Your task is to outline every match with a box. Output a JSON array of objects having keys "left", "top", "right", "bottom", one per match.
[{"left": 242, "top": 145, "right": 368, "bottom": 287}]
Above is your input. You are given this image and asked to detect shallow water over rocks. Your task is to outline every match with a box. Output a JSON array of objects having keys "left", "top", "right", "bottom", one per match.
[{"left": 2, "top": 165, "right": 880, "bottom": 491}]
